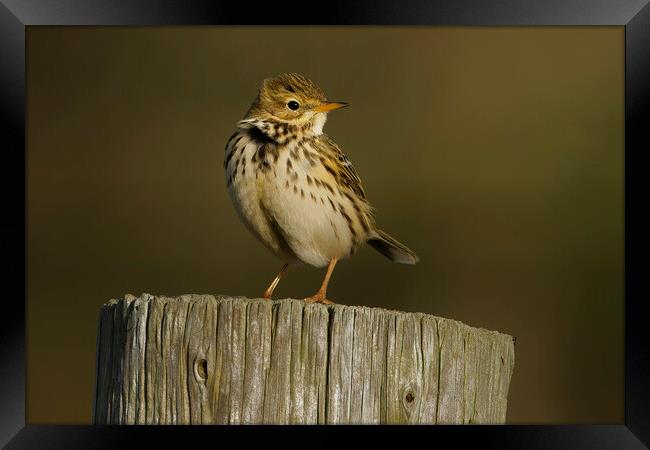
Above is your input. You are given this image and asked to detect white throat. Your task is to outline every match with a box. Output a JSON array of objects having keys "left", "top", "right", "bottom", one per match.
[{"left": 311, "top": 113, "right": 327, "bottom": 136}]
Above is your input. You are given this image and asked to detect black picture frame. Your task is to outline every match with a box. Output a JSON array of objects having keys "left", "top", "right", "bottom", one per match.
[{"left": 2, "top": 1, "right": 648, "bottom": 448}]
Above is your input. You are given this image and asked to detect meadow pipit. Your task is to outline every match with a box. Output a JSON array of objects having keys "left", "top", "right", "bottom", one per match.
[{"left": 225, "top": 73, "right": 418, "bottom": 304}]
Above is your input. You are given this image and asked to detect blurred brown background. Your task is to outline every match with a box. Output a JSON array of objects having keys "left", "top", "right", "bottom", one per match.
[{"left": 27, "top": 27, "right": 623, "bottom": 424}]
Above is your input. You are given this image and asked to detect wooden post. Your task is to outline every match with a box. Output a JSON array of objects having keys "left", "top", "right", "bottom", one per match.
[{"left": 94, "top": 293, "right": 515, "bottom": 425}]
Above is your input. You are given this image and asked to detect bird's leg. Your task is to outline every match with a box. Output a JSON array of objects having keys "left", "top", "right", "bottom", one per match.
[
  {"left": 305, "top": 258, "right": 338, "bottom": 305},
  {"left": 262, "top": 263, "right": 289, "bottom": 300}
]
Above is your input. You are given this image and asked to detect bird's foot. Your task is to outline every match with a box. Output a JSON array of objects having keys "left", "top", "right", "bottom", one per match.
[
  {"left": 261, "top": 290, "right": 273, "bottom": 300},
  {"left": 304, "top": 292, "right": 335, "bottom": 305}
]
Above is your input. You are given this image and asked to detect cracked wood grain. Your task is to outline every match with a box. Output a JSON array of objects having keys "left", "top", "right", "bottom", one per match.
[{"left": 94, "top": 294, "right": 515, "bottom": 424}]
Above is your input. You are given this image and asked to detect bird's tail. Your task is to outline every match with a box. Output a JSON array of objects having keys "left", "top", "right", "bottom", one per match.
[{"left": 367, "top": 229, "right": 419, "bottom": 265}]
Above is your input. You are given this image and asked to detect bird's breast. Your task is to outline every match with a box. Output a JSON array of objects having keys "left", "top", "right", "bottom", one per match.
[{"left": 225, "top": 127, "right": 372, "bottom": 267}]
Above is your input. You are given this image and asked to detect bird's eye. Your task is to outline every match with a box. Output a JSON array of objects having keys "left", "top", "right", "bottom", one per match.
[{"left": 287, "top": 100, "right": 300, "bottom": 111}]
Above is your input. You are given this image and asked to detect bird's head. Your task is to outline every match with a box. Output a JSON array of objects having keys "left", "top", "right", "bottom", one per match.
[{"left": 243, "top": 73, "right": 348, "bottom": 136}]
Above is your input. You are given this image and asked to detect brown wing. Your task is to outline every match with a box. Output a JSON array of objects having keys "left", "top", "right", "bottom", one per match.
[{"left": 317, "top": 134, "right": 367, "bottom": 200}]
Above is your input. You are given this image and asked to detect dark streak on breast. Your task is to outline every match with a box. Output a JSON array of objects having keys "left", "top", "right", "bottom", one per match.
[
  {"left": 339, "top": 203, "right": 357, "bottom": 237},
  {"left": 247, "top": 126, "right": 274, "bottom": 144},
  {"left": 324, "top": 165, "right": 337, "bottom": 178}
]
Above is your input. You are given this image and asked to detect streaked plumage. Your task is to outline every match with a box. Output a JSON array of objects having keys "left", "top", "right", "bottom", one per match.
[{"left": 225, "top": 73, "right": 418, "bottom": 303}]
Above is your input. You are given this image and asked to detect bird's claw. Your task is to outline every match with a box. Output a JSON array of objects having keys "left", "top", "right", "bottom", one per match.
[{"left": 304, "top": 294, "right": 335, "bottom": 305}]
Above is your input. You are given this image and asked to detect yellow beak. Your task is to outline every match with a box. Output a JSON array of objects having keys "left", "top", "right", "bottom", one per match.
[{"left": 314, "top": 101, "right": 349, "bottom": 113}]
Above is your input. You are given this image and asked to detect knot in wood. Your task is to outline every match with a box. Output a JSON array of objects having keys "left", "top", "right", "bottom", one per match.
[{"left": 195, "top": 358, "right": 208, "bottom": 381}]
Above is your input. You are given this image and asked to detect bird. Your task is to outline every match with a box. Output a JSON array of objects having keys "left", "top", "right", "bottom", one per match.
[{"left": 224, "top": 73, "right": 418, "bottom": 304}]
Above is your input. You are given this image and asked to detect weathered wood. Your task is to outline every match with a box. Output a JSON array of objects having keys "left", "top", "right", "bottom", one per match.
[{"left": 94, "top": 294, "right": 515, "bottom": 424}]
